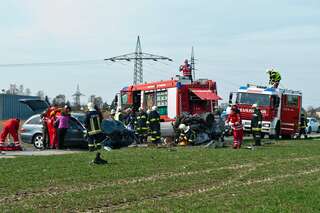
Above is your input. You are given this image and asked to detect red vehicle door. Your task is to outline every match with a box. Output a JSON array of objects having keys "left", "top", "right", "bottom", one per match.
[{"left": 280, "top": 94, "right": 301, "bottom": 136}]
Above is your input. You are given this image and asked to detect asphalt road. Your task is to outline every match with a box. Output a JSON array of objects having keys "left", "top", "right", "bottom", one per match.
[{"left": 1, "top": 132, "right": 320, "bottom": 158}]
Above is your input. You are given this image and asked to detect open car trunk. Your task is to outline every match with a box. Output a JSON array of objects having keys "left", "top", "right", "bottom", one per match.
[{"left": 19, "top": 99, "right": 50, "bottom": 114}]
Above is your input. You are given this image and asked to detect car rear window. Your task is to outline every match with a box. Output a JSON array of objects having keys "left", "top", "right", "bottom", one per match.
[{"left": 27, "top": 116, "right": 41, "bottom": 125}]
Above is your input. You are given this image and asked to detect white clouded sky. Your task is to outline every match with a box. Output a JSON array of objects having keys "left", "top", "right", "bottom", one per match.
[{"left": 0, "top": 0, "right": 319, "bottom": 107}]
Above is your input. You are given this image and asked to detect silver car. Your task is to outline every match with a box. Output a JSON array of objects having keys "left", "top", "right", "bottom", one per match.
[{"left": 19, "top": 99, "right": 88, "bottom": 149}]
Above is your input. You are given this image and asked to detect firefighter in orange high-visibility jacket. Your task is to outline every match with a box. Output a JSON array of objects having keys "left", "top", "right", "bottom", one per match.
[
  {"left": 0, "top": 118, "right": 21, "bottom": 148},
  {"left": 226, "top": 105, "right": 243, "bottom": 149},
  {"left": 147, "top": 106, "right": 161, "bottom": 144}
]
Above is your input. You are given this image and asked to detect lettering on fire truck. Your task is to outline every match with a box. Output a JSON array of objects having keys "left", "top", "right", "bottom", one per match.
[{"left": 239, "top": 108, "right": 267, "bottom": 115}]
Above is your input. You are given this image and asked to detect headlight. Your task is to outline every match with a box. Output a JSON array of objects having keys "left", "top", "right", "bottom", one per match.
[{"left": 263, "top": 123, "right": 270, "bottom": 127}]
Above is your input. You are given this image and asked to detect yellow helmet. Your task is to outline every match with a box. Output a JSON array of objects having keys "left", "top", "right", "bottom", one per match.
[{"left": 50, "top": 111, "right": 56, "bottom": 117}]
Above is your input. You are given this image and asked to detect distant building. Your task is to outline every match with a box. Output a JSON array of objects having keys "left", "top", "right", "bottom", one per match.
[{"left": 0, "top": 94, "right": 40, "bottom": 120}]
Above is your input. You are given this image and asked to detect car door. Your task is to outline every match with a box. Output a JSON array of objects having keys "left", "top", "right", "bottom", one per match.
[
  {"left": 64, "top": 117, "right": 86, "bottom": 147},
  {"left": 280, "top": 95, "right": 300, "bottom": 135},
  {"left": 311, "top": 119, "right": 317, "bottom": 132}
]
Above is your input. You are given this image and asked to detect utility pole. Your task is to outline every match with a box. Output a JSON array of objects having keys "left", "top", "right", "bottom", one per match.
[
  {"left": 104, "top": 36, "right": 173, "bottom": 85},
  {"left": 191, "top": 46, "right": 196, "bottom": 81}
]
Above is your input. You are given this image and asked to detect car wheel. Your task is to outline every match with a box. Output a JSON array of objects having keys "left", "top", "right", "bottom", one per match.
[
  {"left": 317, "top": 126, "right": 320, "bottom": 133},
  {"left": 308, "top": 127, "right": 312, "bottom": 134},
  {"left": 33, "top": 134, "right": 44, "bottom": 149}
]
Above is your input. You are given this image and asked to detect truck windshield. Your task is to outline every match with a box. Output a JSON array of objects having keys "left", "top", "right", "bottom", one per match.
[
  {"left": 237, "top": 93, "right": 270, "bottom": 106},
  {"left": 121, "top": 93, "right": 128, "bottom": 106}
]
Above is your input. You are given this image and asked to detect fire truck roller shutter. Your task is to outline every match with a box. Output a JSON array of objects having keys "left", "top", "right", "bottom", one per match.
[
  {"left": 167, "top": 88, "right": 177, "bottom": 119},
  {"left": 190, "top": 89, "right": 222, "bottom": 101}
]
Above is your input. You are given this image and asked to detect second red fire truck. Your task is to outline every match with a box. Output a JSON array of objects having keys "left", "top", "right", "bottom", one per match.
[{"left": 230, "top": 84, "right": 302, "bottom": 138}]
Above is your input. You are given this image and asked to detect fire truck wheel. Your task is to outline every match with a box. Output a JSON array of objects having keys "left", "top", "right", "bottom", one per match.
[
  {"left": 274, "top": 122, "right": 280, "bottom": 140},
  {"left": 261, "top": 133, "right": 265, "bottom": 139},
  {"left": 282, "top": 134, "right": 292, "bottom": 140}
]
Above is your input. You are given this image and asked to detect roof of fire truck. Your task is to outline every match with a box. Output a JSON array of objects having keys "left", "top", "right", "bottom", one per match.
[
  {"left": 122, "top": 78, "right": 217, "bottom": 92},
  {"left": 238, "top": 84, "right": 302, "bottom": 96}
]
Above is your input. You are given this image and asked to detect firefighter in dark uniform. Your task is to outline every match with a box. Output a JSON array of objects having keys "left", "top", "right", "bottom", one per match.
[
  {"left": 148, "top": 106, "right": 161, "bottom": 144},
  {"left": 135, "top": 107, "right": 149, "bottom": 144},
  {"left": 85, "top": 102, "right": 107, "bottom": 164},
  {"left": 251, "top": 104, "right": 263, "bottom": 146},
  {"left": 177, "top": 124, "right": 196, "bottom": 146},
  {"left": 266, "top": 68, "right": 281, "bottom": 88},
  {"left": 298, "top": 113, "right": 308, "bottom": 139},
  {"left": 85, "top": 103, "right": 104, "bottom": 151},
  {"left": 134, "top": 107, "right": 148, "bottom": 143},
  {"left": 40, "top": 109, "right": 50, "bottom": 149}
]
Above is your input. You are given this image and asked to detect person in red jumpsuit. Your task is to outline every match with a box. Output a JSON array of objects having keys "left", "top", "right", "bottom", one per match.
[
  {"left": 0, "top": 118, "right": 21, "bottom": 147},
  {"left": 47, "top": 111, "right": 58, "bottom": 149},
  {"left": 179, "top": 59, "right": 192, "bottom": 81},
  {"left": 226, "top": 105, "right": 243, "bottom": 149}
]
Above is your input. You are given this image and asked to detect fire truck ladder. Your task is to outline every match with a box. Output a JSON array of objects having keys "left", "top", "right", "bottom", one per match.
[{"left": 104, "top": 36, "right": 173, "bottom": 85}]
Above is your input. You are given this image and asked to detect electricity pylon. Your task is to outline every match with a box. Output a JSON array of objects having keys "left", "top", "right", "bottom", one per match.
[{"left": 104, "top": 36, "right": 173, "bottom": 85}]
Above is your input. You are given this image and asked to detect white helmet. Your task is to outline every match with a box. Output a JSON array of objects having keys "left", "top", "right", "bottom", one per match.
[
  {"left": 179, "top": 124, "right": 186, "bottom": 130},
  {"left": 252, "top": 104, "right": 258, "bottom": 108},
  {"left": 179, "top": 124, "right": 190, "bottom": 133},
  {"left": 87, "top": 102, "right": 95, "bottom": 111},
  {"left": 110, "top": 109, "right": 116, "bottom": 115},
  {"left": 152, "top": 106, "right": 158, "bottom": 111}
]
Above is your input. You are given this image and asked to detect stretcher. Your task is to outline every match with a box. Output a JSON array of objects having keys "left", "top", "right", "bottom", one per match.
[{"left": 0, "top": 144, "right": 22, "bottom": 151}]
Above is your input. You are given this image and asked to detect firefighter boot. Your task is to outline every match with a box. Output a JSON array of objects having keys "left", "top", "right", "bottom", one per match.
[
  {"left": 93, "top": 152, "right": 108, "bottom": 165},
  {"left": 232, "top": 143, "right": 238, "bottom": 149}
]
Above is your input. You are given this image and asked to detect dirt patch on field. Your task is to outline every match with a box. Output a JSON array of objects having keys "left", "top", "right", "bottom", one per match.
[{"left": 0, "top": 155, "right": 16, "bottom": 159}]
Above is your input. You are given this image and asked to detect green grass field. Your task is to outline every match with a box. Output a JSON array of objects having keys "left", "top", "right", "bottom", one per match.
[{"left": 1, "top": 139, "right": 320, "bottom": 212}]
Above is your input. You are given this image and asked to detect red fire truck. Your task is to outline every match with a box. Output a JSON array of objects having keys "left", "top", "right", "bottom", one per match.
[
  {"left": 118, "top": 78, "right": 221, "bottom": 122},
  {"left": 230, "top": 84, "right": 302, "bottom": 138}
]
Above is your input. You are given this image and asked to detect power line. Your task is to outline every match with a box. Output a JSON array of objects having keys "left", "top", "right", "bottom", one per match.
[{"left": 0, "top": 59, "right": 107, "bottom": 68}]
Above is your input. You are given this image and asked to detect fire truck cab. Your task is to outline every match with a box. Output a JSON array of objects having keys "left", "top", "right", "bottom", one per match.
[
  {"left": 231, "top": 84, "right": 302, "bottom": 138},
  {"left": 118, "top": 78, "right": 221, "bottom": 122}
]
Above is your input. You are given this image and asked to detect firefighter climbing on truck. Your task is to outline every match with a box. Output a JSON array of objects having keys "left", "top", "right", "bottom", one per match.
[
  {"left": 179, "top": 59, "right": 192, "bottom": 81},
  {"left": 266, "top": 68, "right": 281, "bottom": 88}
]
